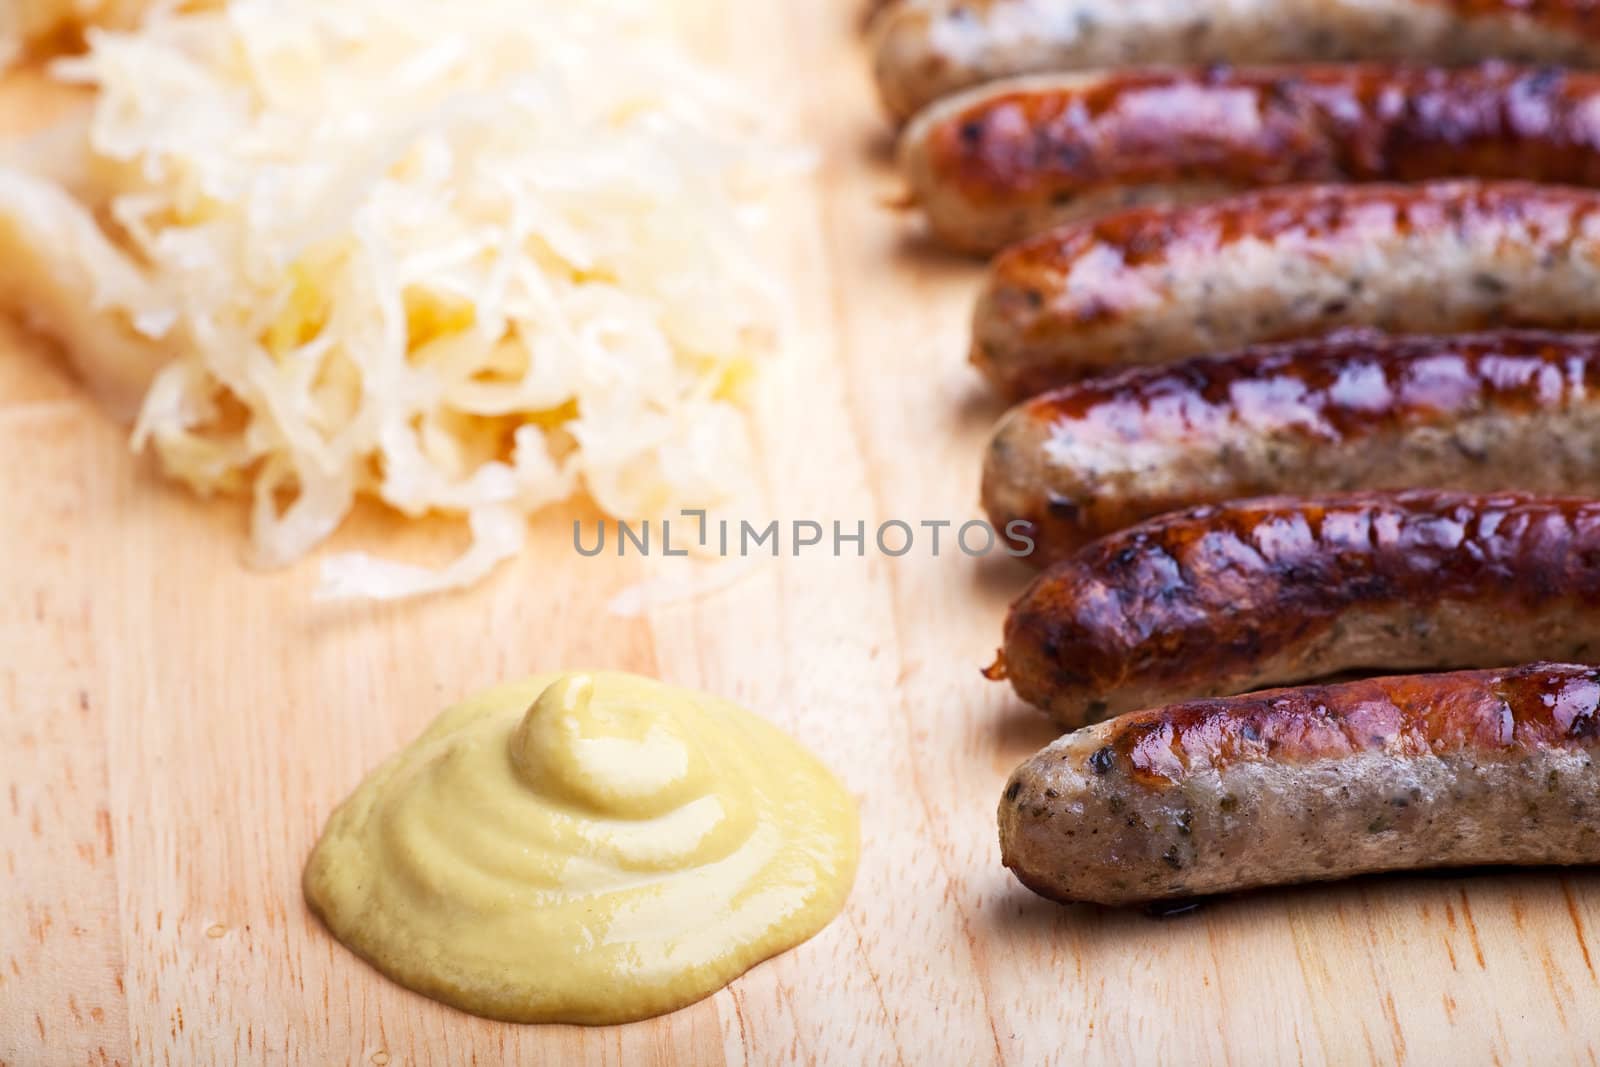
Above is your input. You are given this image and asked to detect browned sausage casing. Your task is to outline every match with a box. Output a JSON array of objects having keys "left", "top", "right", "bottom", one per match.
[
  {"left": 972, "top": 180, "right": 1600, "bottom": 399},
  {"left": 1000, "top": 663, "right": 1600, "bottom": 906},
  {"left": 904, "top": 64, "right": 1600, "bottom": 254},
  {"left": 874, "top": 0, "right": 1600, "bottom": 121},
  {"left": 999, "top": 491, "right": 1600, "bottom": 727},
  {"left": 984, "top": 330, "right": 1600, "bottom": 567}
]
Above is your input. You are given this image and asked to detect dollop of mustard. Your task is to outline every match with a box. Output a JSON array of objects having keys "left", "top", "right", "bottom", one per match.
[{"left": 303, "top": 671, "right": 859, "bottom": 1025}]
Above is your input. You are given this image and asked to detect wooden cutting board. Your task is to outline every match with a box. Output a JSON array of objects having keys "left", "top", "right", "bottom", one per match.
[{"left": 4, "top": 3, "right": 1600, "bottom": 1063}]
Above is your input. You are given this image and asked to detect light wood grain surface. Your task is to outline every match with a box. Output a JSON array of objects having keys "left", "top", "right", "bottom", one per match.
[{"left": 5, "top": 3, "right": 1600, "bottom": 1064}]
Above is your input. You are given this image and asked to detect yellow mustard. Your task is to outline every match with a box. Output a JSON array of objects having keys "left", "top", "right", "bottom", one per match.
[{"left": 303, "top": 671, "right": 859, "bottom": 1025}]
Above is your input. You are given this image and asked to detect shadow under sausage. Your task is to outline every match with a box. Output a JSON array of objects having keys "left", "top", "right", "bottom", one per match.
[
  {"left": 951, "top": 374, "right": 1012, "bottom": 435},
  {"left": 990, "top": 701, "right": 1063, "bottom": 772},
  {"left": 888, "top": 225, "right": 991, "bottom": 280},
  {"left": 982, "top": 864, "right": 1600, "bottom": 944},
  {"left": 969, "top": 545, "right": 1034, "bottom": 605},
  {"left": 859, "top": 122, "right": 899, "bottom": 172}
]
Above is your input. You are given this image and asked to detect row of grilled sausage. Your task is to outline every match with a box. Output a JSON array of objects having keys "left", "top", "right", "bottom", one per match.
[
  {"left": 868, "top": 1, "right": 1600, "bottom": 907},
  {"left": 990, "top": 416, "right": 1600, "bottom": 906}
]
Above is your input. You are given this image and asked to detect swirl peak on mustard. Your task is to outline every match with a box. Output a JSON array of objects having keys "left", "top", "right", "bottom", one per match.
[{"left": 304, "top": 671, "right": 860, "bottom": 1025}]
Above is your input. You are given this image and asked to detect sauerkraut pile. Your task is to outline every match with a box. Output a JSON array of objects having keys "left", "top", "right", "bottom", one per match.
[{"left": 0, "top": 0, "right": 787, "bottom": 598}]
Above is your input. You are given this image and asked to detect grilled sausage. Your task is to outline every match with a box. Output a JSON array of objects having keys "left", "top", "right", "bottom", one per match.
[
  {"left": 873, "top": 0, "right": 1600, "bottom": 121},
  {"left": 983, "top": 330, "right": 1600, "bottom": 567},
  {"left": 973, "top": 180, "right": 1600, "bottom": 399},
  {"left": 903, "top": 63, "right": 1600, "bottom": 254},
  {"left": 996, "top": 491, "right": 1600, "bottom": 728},
  {"left": 1000, "top": 663, "right": 1600, "bottom": 906}
]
